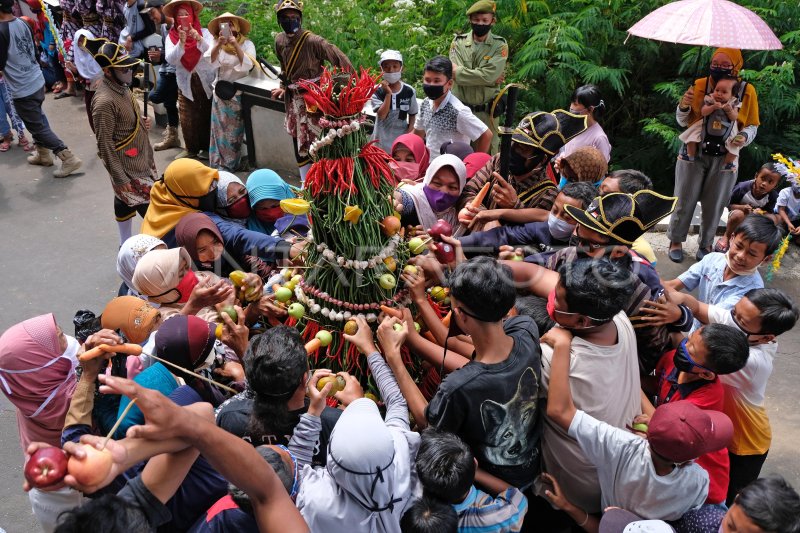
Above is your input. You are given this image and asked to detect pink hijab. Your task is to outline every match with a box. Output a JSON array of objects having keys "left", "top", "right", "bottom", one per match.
[
  {"left": 391, "top": 133, "right": 430, "bottom": 181},
  {"left": 0, "top": 314, "right": 78, "bottom": 454}
]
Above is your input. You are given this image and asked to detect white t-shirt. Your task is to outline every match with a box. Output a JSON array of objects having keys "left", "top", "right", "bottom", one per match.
[
  {"left": 569, "top": 410, "right": 709, "bottom": 521},
  {"left": 416, "top": 91, "right": 487, "bottom": 155},
  {"left": 539, "top": 312, "right": 641, "bottom": 513},
  {"left": 774, "top": 187, "right": 800, "bottom": 220}
]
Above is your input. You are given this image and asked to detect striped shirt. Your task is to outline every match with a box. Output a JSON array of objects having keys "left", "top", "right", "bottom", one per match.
[{"left": 453, "top": 486, "right": 527, "bottom": 533}]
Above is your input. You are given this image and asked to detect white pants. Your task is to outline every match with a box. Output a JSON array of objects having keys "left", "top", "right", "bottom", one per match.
[{"left": 29, "top": 486, "right": 84, "bottom": 532}]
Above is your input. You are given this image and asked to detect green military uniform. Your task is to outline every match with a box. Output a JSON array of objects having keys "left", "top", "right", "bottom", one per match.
[{"left": 449, "top": 0, "right": 508, "bottom": 152}]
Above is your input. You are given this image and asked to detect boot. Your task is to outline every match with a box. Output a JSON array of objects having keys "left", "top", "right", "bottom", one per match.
[
  {"left": 53, "top": 148, "right": 82, "bottom": 178},
  {"left": 27, "top": 146, "right": 54, "bottom": 166},
  {"left": 154, "top": 125, "right": 181, "bottom": 151}
]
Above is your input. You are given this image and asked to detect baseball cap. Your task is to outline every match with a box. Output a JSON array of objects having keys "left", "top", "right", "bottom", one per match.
[
  {"left": 379, "top": 50, "right": 403, "bottom": 66},
  {"left": 647, "top": 401, "right": 733, "bottom": 464},
  {"left": 599, "top": 509, "right": 675, "bottom": 533}
]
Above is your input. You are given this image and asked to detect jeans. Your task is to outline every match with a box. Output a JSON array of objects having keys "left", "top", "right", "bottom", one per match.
[
  {"left": 13, "top": 86, "right": 67, "bottom": 153},
  {"left": 0, "top": 90, "right": 10, "bottom": 137},
  {"left": 150, "top": 71, "right": 179, "bottom": 127}
]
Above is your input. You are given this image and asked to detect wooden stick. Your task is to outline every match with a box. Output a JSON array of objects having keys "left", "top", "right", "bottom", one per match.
[
  {"left": 102, "top": 398, "right": 137, "bottom": 449},
  {"left": 142, "top": 351, "right": 239, "bottom": 395}
]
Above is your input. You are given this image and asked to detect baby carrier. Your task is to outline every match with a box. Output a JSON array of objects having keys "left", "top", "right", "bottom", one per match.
[{"left": 701, "top": 80, "right": 747, "bottom": 156}]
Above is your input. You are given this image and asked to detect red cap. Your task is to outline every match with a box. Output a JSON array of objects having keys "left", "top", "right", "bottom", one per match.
[{"left": 647, "top": 401, "right": 733, "bottom": 463}]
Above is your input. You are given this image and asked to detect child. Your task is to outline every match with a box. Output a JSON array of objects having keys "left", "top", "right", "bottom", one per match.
[
  {"left": 400, "top": 496, "right": 458, "bottom": 533},
  {"left": 458, "top": 181, "right": 596, "bottom": 255},
  {"left": 715, "top": 162, "right": 782, "bottom": 252},
  {"left": 661, "top": 288, "right": 799, "bottom": 505},
  {"left": 664, "top": 213, "right": 782, "bottom": 331},
  {"left": 775, "top": 179, "right": 800, "bottom": 236},
  {"left": 679, "top": 76, "right": 742, "bottom": 169},
  {"left": 371, "top": 50, "right": 418, "bottom": 153},
  {"left": 413, "top": 56, "right": 492, "bottom": 155},
  {"left": 415, "top": 428, "right": 527, "bottom": 532},
  {"left": 639, "top": 323, "right": 749, "bottom": 505},
  {"left": 543, "top": 325, "right": 731, "bottom": 523}
]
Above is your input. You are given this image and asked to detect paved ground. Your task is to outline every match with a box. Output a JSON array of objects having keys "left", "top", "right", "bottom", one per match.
[{"left": 0, "top": 94, "right": 799, "bottom": 532}]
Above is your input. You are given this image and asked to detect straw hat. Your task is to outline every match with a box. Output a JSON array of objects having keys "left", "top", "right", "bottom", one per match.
[
  {"left": 162, "top": 0, "right": 202, "bottom": 20},
  {"left": 208, "top": 12, "right": 251, "bottom": 36}
]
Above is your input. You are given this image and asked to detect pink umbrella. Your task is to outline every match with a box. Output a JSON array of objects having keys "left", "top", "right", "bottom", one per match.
[{"left": 627, "top": 0, "right": 783, "bottom": 50}]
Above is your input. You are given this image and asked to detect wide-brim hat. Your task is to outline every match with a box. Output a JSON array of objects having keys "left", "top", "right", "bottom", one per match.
[
  {"left": 512, "top": 110, "right": 588, "bottom": 156},
  {"left": 162, "top": 0, "right": 202, "bottom": 20},
  {"left": 274, "top": 0, "right": 303, "bottom": 14},
  {"left": 565, "top": 190, "right": 677, "bottom": 246},
  {"left": 83, "top": 37, "right": 141, "bottom": 69},
  {"left": 208, "top": 12, "right": 251, "bottom": 36}
]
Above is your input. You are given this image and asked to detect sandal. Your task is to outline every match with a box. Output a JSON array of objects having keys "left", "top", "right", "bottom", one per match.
[
  {"left": 0, "top": 137, "right": 11, "bottom": 152},
  {"left": 713, "top": 237, "right": 729, "bottom": 253},
  {"left": 52, "top": 82, "right": 63, "bottom": 94},
  {"left": 18, "top": 135, "right": 33, "bottom": 152},
  {"left": 54, "top": 91, "right": 74, "bottom": 99}
]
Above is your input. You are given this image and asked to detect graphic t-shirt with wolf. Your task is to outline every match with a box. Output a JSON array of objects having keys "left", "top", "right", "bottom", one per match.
[{"left": 426, "top": 315, "right": 542, "bottom": 488}]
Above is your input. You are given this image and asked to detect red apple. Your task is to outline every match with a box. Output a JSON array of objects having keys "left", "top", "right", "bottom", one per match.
[
  {"left": 428, "top": 219, "right": 453, "bottom": 242},
  {"left": 67, "top": 444, "right": 113, "bottom": 487},
  {"left": 434, "top": 243, "right": 456, "bottom": 264},
  {"left": 25, "top": 447, "right": 68, "bottom": 488}
]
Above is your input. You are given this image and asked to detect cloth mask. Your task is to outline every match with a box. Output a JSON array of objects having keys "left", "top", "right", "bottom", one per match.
[
  {"left": 279, "top": 17, "right": 301, "bottom": 34},
  {"left": 673, "top": 339, "right": 701, "bottom": 374},
  {"left": 226, "top": 196, "right": 251, "bottom": 219},
  {"left": 471, "top": 23, "right": 491, "bottom": 37},
  {"left": 508, "top": 149, "right": 536, "bottom": 176},
  {"left": 423, "top": 185, "right": 459, "bottom": 212},
  {"left": 256, "top": 206, "right": 285, "bottom": 223},
  {"left": 548, "top": 213, "right": 576, "bottom": 241},
  {"left": 392, "top": 161, "right": 421, "bottom": 181},
  {"left": 113, "top": 68, "right": 133, "bottom": 86},
  {"left": 422, "top": 83, "right": 445, "bottom": 100},
  {"left": 382, "top": 71, "right": 402, "bottom": 85},
  {"left": 709, "top": 66, "right": 733, "bottom": 82},
  {"left": 172, "top": 270, "right": 199, "bottom": 304},
  {"left": 546, "top": 288, "right": 557, "bottom": 321}
]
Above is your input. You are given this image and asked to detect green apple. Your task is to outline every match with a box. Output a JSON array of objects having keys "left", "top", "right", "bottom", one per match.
[
  {"left": 403, "top": 264, "right": 418, "bottom": 275},
  {"left": 632, "top": 423, "right": 649, "bottom": 433},
  {"left": 287, "top": 303, "right": 305, "bottom": 320},
  {"left": 393, "top": 323, "right": 404, "bottom": 331},
  {"left": 274, "top": 287, "right": 293, "bottom": 303},
  {"left": 414, "top": 321, "right": 421, "bottom": 333},
  {"left": 315, "top": 330, "right": 333, "bottom": 347},
  {"left": 408, "top": 237, "right": 426, "bottom": 255},
  {"left": 379, "top": 273, "right": 397, "bottom": 290}
]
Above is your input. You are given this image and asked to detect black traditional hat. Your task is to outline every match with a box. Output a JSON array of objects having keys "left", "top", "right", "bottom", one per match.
[
  {"left": 511, "top": 110, "right": 588, "bottom": 156},
  {"left": 565, "top": 190, "right": 677, "bottom": 246},
  {"left": 83, "top": 38, "right": 140, "bottom": 69},
  {"left": 274, "top": 0, "right": 303, "bottom": 14}
]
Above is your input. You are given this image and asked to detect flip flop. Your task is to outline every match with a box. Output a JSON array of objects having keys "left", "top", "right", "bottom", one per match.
[
  {"left": 0, "top": 140, "right": 10, "bottom": 152},
  {"left": 668, "top": 248, "right": 684, "bottom": 263},
  {"left": 54, "top": 92, "right": 75, "bottom": 100},
  {"left": 713, "top": 238, "right": 729, "bottom": 253}
]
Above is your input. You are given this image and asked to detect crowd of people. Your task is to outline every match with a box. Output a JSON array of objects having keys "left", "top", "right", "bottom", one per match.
[{"left": 2, "top": 0, "right": 800, "bottom": 532}]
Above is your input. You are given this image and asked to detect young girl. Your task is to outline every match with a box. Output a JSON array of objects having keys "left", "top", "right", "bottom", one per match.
[
  {"left": 390, "top": 133, "right": 429, "bottom": 182},
  {"left": 395, "top": 154, "right": 466, "bottom": 231}
]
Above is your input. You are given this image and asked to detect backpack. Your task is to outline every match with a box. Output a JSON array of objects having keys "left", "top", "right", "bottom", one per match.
[{"left": 700, "top": 80, "right": 747, "bottom": 157}]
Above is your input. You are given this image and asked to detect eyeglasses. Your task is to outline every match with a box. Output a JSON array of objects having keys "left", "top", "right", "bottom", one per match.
[{"left": 276, "top": 444, "right": 299, "bottom": 498}]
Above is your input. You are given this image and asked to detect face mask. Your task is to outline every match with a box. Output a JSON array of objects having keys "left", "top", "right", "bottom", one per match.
[
  {"left": 174, "top": 270, "right": 199, "bottom": 304},
  {"left": 382, "top": 71, "right": 402, "bottom": 84},
  {"left": 62, "top": 335, "right": 80, "bottom": 370},
  {"left": 392, "top": 161, "right": 420, "bottom": 181},
  {"left": 423, "top": 185, "right": 460, "bottom": 212},
  {"left": 725, "top": 249, "right": 760, "bottom": 276},
  {"left": 546, "top": 288, "right": 557, "bottom": 322},
  {"left": 226, "top": 196, "right": 251, "bottom": 219},
  {"left": 113, "top": 68, "right": 133, "bottom": 86},
  {"left": 422, "top": 83, "right": 446, "bottom": 100},
  {"left": 557, "top": 175, "right": 568, "bottom": 190},
  {"left": 709, "top": 66, "right": 733, "bottom": 82},
  {"left": 548, "top": 213, "right": 576, "bottom": 241},
  {"left": 256, "top": 206, "right": 285, "bottom": 223},
  {"left": 673, "top": 339, "right": 700, "bottom": 374},
  {"left": 471, "top": 23, "right": 491, "bottom": 37},
  {"left": 508, "top": 149, "right": 535, "bottom": 176},
  {"left": 279, "top": 16, "right": 301, "bottom": 34}
]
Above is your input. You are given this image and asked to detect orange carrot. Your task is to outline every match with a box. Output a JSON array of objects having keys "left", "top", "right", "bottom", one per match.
[
  {"left": 305, "top": 338, "right": 322, "bottom": 354},
  {"left": 422, "top": 331, "right": 437, "bottom": 343},
  {"left": 78, "top": 345, "right": 108, "bottom": 362},
  {"left": 100, "top": 343, "right": 143, "bottom": 356},
  {"left": 470, "top": 182, "right": 491, "bottom": 209},
  {"left": 380, "top": 305, "right": 403, "bottom": 319},
  {"left": 441, "top": 311, "right": 452, "bottom": 327}
]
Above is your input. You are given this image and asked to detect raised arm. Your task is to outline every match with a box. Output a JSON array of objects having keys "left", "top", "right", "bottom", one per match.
[{"left": 541, "top": 328, "right": 576, "bottom": 431}]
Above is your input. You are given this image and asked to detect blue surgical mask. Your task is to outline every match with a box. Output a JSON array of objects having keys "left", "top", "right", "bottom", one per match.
[{"left": 557, "top": 176, "right": 568, "bottom": 190}]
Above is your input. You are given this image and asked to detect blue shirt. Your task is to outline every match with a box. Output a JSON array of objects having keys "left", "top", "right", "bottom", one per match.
[
  {"left": 678, "top": 252, "right": 763, "bottom": 331},
  {"left": 453, "top": 485, "right": 528, "bottom": 533}
]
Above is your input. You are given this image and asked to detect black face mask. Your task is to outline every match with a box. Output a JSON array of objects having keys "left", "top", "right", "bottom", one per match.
[
  {"left": 166, "top": 180, "right": 218, "bottom": 212},
  {"left": 278, "top": 16, "right": 301, "bottom": 34},
  {"left": 508, "top": 149, "right": 538, "bottom": 176},
  {"left": 672, "top": 339, "right": 699, "bottom": 374},
  {"left": 709, "top": 66, "right": 733, "bottom": 82},
  {"left": 422, "top": 83, "right": 446, "bottom": 100},
  {"left": 471, "top": 23, "right": 491, "bottom": 37}
]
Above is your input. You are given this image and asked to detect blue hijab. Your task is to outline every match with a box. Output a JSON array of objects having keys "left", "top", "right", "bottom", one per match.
[{"left": 245, "top": 169, "right": 293, "bottom": 234}]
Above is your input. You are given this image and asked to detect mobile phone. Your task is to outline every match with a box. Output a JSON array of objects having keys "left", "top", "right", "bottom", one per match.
[
  {"left": 177, "top": 15, "right": 189, "bottom": 31},
  {"left": 219, "top": 22, "right": 231, "bottom": 38}
]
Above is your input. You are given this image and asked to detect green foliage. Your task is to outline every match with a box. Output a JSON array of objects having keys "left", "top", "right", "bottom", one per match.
[{"left": 201, "top": 0, "right": 800, "bottom": 192}]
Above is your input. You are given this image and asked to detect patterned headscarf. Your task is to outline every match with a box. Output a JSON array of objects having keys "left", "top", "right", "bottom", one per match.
[{"left": 561, "top": 146, "right": 608, "bottom": 183}]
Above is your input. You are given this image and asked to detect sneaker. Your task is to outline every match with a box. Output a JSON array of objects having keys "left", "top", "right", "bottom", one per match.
[
  {"left": 196, "top": 150, "right": 209, "bottom": 160},
  {"left": 174, "top": 149, "right": 197, "bottom": 160}
]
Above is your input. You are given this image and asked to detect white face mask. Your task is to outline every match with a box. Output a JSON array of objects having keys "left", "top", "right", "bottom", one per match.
[
  {"left": 725, "top": 249, "right": 760, "bottom": 276},
  {"left": 382, "top": 71, "right": 402, "bottom": 85},
  {"left": 548, "top": 212, "right": 576, "bottom": 241},
  {"left": 62, "top": 335, "right": 80, "bottom": 370}
]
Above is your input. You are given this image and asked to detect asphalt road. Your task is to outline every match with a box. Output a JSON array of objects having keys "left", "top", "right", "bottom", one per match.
[{"left": 0, "top": 94, "right": 798, "bottom": 532}]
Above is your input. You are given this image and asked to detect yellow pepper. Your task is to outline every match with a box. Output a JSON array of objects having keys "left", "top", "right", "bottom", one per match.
[{"left": 343, "top": 205, "right": 363, "bottom": 224}]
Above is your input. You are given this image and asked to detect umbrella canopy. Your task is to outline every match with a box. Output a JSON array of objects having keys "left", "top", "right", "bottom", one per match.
[{"left": 627, "top": 0, "right": 783, "bottom": 50}]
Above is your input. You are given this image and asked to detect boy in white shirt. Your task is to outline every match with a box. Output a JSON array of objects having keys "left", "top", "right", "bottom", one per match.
[{"left": 371, "top": 50, "right": 418, "bottom": 152}]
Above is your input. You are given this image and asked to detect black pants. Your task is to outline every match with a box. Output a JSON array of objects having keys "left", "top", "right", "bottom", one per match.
[
  {"left": 150, "top": 71, "right": 179, "bottom": 127},
  {"left": 13, "top": 86, "right": 66, "bottom": 153},
  {"left": 114, "top": 197, "right": 149, "bottom": 222},
  {"left": 726, "top": 450, "right": 768, "bottom": 505}
]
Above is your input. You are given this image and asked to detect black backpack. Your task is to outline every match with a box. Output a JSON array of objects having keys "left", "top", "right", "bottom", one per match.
[{"left": 701, "top": 80, "right": 747, "bottom": 157}]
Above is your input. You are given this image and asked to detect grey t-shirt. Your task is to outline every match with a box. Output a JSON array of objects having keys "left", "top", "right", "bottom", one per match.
[
  {"left": 0, "top": 18, "right": 45, "bottom": 98},
  {"left": 370, "top": 82, "right": 418, "bottom": 152},
  {"left": 118, "top": 474, "right": 172, "bottom": 531},
  {"left": 569, "top": 409, "right": 709, "bottom": 521}
]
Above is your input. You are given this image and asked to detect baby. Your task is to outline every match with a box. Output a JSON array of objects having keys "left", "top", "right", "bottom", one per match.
[{"left": 680, "top": 77, "right": 742, "bottom": 169}]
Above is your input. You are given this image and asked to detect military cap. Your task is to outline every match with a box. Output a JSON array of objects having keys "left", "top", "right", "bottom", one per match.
[{"left": 466, "top": 0, "right": 496, "bottom": 16}]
